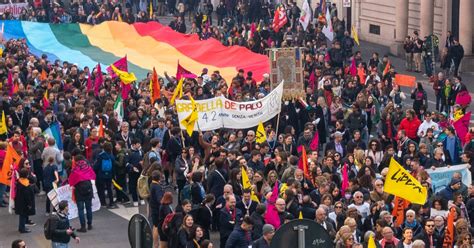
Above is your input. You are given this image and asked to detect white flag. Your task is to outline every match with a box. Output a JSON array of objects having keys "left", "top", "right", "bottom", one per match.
[
  {"left": 299, "top": 0, "right": 312, "bottom": 31},
  {"left": 113, "top": 94, "right": 124, "bottom": 122},
  {"left": 322, "top": 6, "right": 334, "bottom": 41}
]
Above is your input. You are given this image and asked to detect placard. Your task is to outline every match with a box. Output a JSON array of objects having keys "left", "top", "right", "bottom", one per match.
[
  {"left": 269, "top": 48, "right": 304, "bottom": 99},
  {"left": 176, "top": 82, "right": 283, "bottom": 131},
  {"left": 0, "top": 2, "right": 29, "bottom": 17},
  {"left": 47, "top": 181, "right": 101, "bottom": 219},
  {"left": 426, "top": 164, "right": 472, "bottom": 193}
]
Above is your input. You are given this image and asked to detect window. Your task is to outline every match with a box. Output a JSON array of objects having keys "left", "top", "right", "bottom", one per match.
[{"left": 369, "top": 24, "right": 380, "bottom": 35}]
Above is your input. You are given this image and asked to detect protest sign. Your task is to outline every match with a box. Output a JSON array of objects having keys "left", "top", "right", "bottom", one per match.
[
  {"left": 0, "top": 3, "right": 28, "bottom": 17},
  {"left": 426, "top": 164, "right": 472, "bottom": 193},
  {"left": 47, "top": 182, "right": 101, "bottom": 219},
  {"left": 176, "top": 82, "right": 283, "bottom": 131}
]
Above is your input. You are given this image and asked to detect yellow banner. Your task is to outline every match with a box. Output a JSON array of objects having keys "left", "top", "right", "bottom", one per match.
[{"left": 384, "top": 158, "right": 427, "bottom": 205}]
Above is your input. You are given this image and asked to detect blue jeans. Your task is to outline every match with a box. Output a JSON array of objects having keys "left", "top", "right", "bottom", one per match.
[
  {"left": 51, "top": 242, "right": 69, "bottom": 248},
  {"left": 76, "top": 199, "right": 93, "bottom": 227},
  {"left": 19, "top": 215, "right": 27, "bottom": 232}
]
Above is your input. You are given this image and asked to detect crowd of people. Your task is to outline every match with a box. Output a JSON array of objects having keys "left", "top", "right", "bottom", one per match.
[{"left": 0, "top": 1, "right": 473, "bottom": 248}]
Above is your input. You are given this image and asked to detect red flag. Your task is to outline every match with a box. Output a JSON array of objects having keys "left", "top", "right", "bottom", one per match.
[
  {"left": 7, "top": 70, "right": 13, "bottom": 96},
  {"left": 453, "top": 111, "right": 471, "bottom": 146},
  {"left": 443, "top": 207, "right": 456, "bottom": 247},
  {"left": 264, "top": 181, "right": 281, "bottom": 229},
  {"left": 357, "top": 67, "right": 366, "bottom": 85},
  {"left": 308, "top": 70, "right": 316, "bottom": 90},
  {"left": 341, "top": 163, "right": 349, "bottom": 195},
  {"left": 383, "top": 61, "right": 391, "bottom": 76},
  {"left": 176, "top": 61, "right": 197, "bottom": 80},
  {"left": 42, "top": 90, "right": 50, "bottom": 112},
  {"left": 94, "top": 64, "right": 103, "bottom": 96},
  {"left": 106, "top": 56, "right": 128, "bottom": 79},
  {"left": 98, "top": 118, "right": 104, "bottom": 138},
  {"left": 272, "top": 5, "right": 288, "bottom": 32},
  {"left": 455, "top": 90, "right": 472, "bottom": 107},
  {"left": 310, "top": 131, "right": 319, "bottom": 151},
  {"left": 121, "top": 82, "right": 131, "bottom": 100},
  {"left": 298, "top": 146, "right": 309, "bottom": 177},
  {"left": 250, "top": 22, "right": 256, "bottom": 38},
  {"left": 350, "top": 58, "right": 357, "bottom": 76},
  {"left": 392, "top": 196, "right": 409, "bottom": 226}
]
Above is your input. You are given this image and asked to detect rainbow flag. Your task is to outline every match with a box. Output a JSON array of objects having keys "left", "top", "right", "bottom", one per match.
[{"left": 0, "top": 21, "right": 269, "bottom": 82}]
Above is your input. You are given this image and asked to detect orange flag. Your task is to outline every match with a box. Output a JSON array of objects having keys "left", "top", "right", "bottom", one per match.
[
  {"left": 392, "top": 196, "right": 410, "bottom": 226},
  {"left": 98, "top": 119, "right": 104, "bottom": 138},
  {"left": 0, "top": 144, "right": 21, "bottom": 185},
  {"left": 382, "top": 61, "right": 391, "bottom": 76},
  {"left": 150, "top": 67, "right": 160, "bottom": 104},
  {"left": 40, "top": 69, "right": 47, "bottom": 81},
  {"left": 357, "top": 67, "right": 366, "bottom": 85},
  {"left": 12, "top": 83, "right": 19, "bottom": 94},
  {"left": 443, "top": 207, "right": 456, "bottom": 247},
  {"left": 394, "top": 74, "right": 416, "bottom": 87},
  {"left": 298, "top": 146, "right": 309, "bottom": 177}
]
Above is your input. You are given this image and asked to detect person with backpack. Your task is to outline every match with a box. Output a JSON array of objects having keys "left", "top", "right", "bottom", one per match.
[
  {"left": 176, "top": 214, "right": 196, "bottom": 248},
  {"left": 168, "top": 200, "right": 194, "bottom": 248},
  {"left": 43, "top": 157, "right": 59, "bottom": 215},
  {"left": 48, "top": 200, "right": 80, "bottom": 247},
  {"left": 128, "top": 138, "right": 144, "bottom": 207},
  {"left": 94, "top": 142, "right": 116, "bottom": 208},
  {"left": 190, "top": 171, "right": 205, "bottom": 208},
  {"left": 149, "top": 170, "right": 164, "bottom": 248},
  {"left": 158, "top": 192, "right": 174, "bottom": 248},
  {"left": 15, "top": 168, "right": 36, "bottom": 233},
  {"left": 114, "top": 141, "right": 130, "bottom": 204},
  {"left": 69, "top": 154, "right": 96, "bottom": 233}
]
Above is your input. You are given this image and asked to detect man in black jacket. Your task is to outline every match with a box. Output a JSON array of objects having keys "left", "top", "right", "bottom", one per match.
[
  {"left": 219, "top": 194, "right": 242, "bottom": 248},
  {"left": 51, "top": 200, "right": 80, "bottom": 247},
  {"left": 414, "top": 219, "right": 442, "bottom": 248},
  {"left": 253, "top": 224, "right": 275, "bottom": 248},
  {"left": 449, "top": 38, "right": 464, "bottom": 76}
]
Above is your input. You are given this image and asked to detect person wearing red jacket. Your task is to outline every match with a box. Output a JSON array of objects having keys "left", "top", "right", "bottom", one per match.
[{"left": 398, "top": 109, "right": 422, "bottom": 143}]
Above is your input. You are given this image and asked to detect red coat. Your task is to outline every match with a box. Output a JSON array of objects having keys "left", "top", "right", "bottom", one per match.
[{"left": 398, "top": 117, "right": 421, "bottom": 139}]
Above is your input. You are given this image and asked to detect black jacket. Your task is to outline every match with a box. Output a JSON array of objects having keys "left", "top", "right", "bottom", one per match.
[
  {"left": 414, "top": 231, "right": 442, "bottom": 248},
  {"left": 219, "top": 207, "right": 243, "bottom": 239},
  {"left": 51, "top": 212, "right": 77, "bottom": 244},
  {"left": 225, "top": 225, "right": 252, "bottom": 248},
  {"left": 207, "top": 169, "right": 228, "bottom": 198},
  {"left": 252, "top": 237, "right": 270, "bottom": 248},
  {"left": 15, "top": 181, "right": 35, "bottom": 216}
]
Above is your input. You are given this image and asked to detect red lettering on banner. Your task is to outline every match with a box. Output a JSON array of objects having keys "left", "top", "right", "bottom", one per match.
[{"left": 239, "top": 102, "right": 263, "bottom": 111}]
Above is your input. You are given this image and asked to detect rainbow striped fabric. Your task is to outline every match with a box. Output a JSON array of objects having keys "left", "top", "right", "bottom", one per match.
[{"left": 1, "top": 21, "right": 269, "bottom": 82}]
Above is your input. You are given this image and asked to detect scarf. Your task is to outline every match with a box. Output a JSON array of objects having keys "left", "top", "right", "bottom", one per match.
[
  {"left": 69, "top": 160, "right": 96, "bottom": 187},
  {"left": 404, "top": 219, "right": 418, "bottom": 229}
]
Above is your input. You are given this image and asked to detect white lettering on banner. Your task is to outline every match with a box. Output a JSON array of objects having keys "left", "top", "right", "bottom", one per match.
[
  {"left": 176, "top": 82, "right": 284, "bottom": 131},
  {"left": 47, "top": 181, "right": 101, "bottom": 220},
  {"left": 426, "top": 164, "right": 472, "bottom": 193},
  {"left": 0, "top": 3, "right": 29, "bottom": 17}
]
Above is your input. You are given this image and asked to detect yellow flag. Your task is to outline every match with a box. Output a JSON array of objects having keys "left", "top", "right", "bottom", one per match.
[
  {"left": 149, "top": 1, "right": 153, "bottom": 19},
  {"left": 110, "top": 65, "right": 137, "bottom": 84},
  {"left": 352, "top": 25, "right": 360, "bottom": 46},
  {"left": 368, "top": 234, "right": 376, "bottom": 248},
  {"left": 112, "top": 179, "right": 123, "bottom": 191},
  {"left": 384, "top": 158, "right": 427, "bottom": 205},
  {"left": 256, "top": 122, "right": 267, "bottom": 144},
  {"left": 0, "top": 111, "right": 7, "bottom": 135},
  {"left": 0, "top": 48, "right": 3, "bottom": 57},
  {"left": 298, "top": 211, "right": 303, "bottom": 219},
  {"left": 170, "top": 78, "right": 184, "bottom": 105},
  {"left": 118, "top": 13, "right": 122, "bottom": 22},
  {"left": 241, "top": 166, "right": 260, "bottom": 203},
  {"left": 180, "top": 96, "right": 198, "bottom": 136}
]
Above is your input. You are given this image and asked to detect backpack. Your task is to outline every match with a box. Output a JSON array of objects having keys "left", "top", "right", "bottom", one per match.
[
  {"left": 100, "top": 153, "right": 113, "bottom": 178},
  {"left": 161, "top": 212, "right": 176, "bottom": 236},
  {"left": 142, "top": 150, "right": 157, "bottom": 175},
  {"left": 137, "top": 174, "right": 150, "bottom": 199},
  {"left": 44, "top": 213, "right": 59, "bottom": 240},
  {"left": 76, "top": 180, "right": 93, "bottom": 197},
  {"left": 180, "top": 183, "right": 193, "bottom": 202}
]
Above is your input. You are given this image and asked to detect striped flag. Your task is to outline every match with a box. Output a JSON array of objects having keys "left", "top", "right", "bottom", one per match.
[
  {"left": 114, "top": 94, "right": 124, "bottom": 122},
  {"left": 272, "top": 5, "right": 288, "bottom": 32},
  {"left": 43, "top": 122, "right": 63, "bottom": 150}
]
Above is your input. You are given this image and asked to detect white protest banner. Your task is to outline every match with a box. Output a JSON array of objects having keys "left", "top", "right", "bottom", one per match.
[
  {"left": 176, "top": 82, "right": 283, "bottom": 131},
  {"left": 0, "top": 3, "right": 29, "bottom": 17},
  {"left": 47, "top": 181, "right": 101, "bottom": 219},
  {"left": 426, "top": 164, "right": 472, "bottom": 193}
]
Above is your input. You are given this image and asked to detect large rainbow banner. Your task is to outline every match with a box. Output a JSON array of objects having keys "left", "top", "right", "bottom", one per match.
[{"left": 0, "top": 21, "right": 270, "bottom": 82}]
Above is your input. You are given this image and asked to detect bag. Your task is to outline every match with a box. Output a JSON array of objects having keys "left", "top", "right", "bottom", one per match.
[
  {"left": 142, "top": 151, "right": 157, "bottom": 175},
  {"left": 161, "top": 212, "right": 176, "bottom": 236},
  {"left": 137, "top": 174, "right": 150, "bottom": 199},
  {"left": 180, "top": 183, "right": 193, "bottom": 202},
  {"left": 100, "top": 154, "right": 113, "bottom": 178},
  {"left": 76, "top": 180, "right": 93, "bottom": 196},
  {"left": 44, "top": 214, "right": 59, "bottom": 240}
]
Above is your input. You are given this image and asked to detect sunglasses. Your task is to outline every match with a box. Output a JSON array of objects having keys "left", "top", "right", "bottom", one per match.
[{"left": 335, "top": 206, "right": 342, "bottom": 209}]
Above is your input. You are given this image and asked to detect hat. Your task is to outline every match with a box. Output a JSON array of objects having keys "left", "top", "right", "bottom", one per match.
[
  {"left": 334, "top": 131, "right": 343, "bottom": 137},
  {"left": 450, "top": 178, "right": 461, "bottom": 186},
  {"left": 262, "top": 224, "right": 275, "bottom": 235}
]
